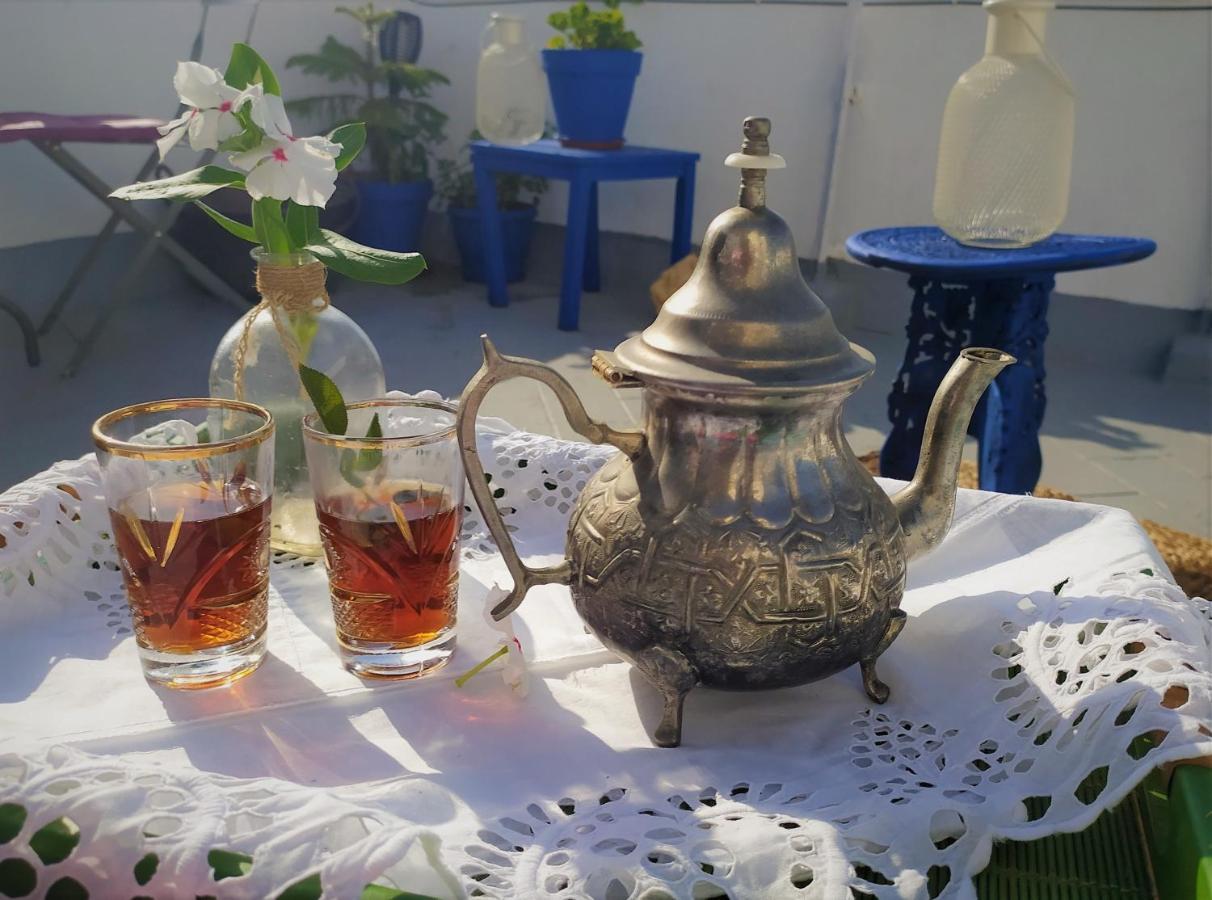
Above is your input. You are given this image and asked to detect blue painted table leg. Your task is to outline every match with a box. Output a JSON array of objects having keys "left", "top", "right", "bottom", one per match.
[
  {"left": 672, "top": 163, "right": 695, "bottom": 264},
  {"left": 473, "top": 165, "right": 510, "bottom": 308},
  {"left": 880, "top": 274, "right": 977, "bottom": 481},
  {"left": 559, "top": 176, "right": 592, "bottom": 331},
  {"left": 971, "top": 276, "right": 1051, "bottom": 494},
  {"left": 584, "top": 181, "right": 601, "bottom": 293}
]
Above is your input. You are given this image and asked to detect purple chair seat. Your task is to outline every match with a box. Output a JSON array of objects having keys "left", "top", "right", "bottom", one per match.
[{"left": 0, "top": 113, "right": 164, "bottom": 145}]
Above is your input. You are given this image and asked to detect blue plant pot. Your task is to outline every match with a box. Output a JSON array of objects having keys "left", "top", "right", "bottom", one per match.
[
  {"left": 542, "top": 49, "right": 642, "bottom": 150},
  {"left": 351, "top": 178, "right": 433, "bottom": 253},
  {"left": 448, "top": 205, "right": 537, "bottom": 284}
]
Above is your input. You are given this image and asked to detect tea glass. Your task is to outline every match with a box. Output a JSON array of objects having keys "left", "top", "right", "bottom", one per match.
[
  {"left": 303, "top": 399, "right": 463, "bottom": 679},
  {"left": 92, "top": 398, "right": 275, "bottom": 689}
]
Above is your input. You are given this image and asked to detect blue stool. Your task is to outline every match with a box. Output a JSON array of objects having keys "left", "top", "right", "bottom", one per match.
[
  {"left": 470, "top": 140, "right": 699, "bottom": 331},
  {"left": 845, "top": 227, "right": 1156, "bottom": 494}
]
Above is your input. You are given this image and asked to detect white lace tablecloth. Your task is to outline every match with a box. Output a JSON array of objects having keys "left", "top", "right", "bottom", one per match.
[{"left": 1, "top": 420, "right": 1210, "bottom": 900}]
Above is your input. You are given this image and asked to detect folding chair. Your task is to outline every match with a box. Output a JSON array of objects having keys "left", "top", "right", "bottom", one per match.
[{"left": 0, "top": 1, "right": 259, "bottom": 376}]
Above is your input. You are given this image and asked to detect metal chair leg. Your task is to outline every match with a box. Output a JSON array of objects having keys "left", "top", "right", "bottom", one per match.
[
  {"left": 38, "top": 143, "right": 162, "bottom": 335},
  {"left": 0, "top": 293, "right": 40, "bottom": 366}
]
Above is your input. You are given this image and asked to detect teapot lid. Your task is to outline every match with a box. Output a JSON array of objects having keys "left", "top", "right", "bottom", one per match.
[{"left": 613, "top": 118, "right": 874, "bottom": 392}]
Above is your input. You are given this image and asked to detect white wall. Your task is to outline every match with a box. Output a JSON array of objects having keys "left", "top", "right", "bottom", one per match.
[{"left": 0, "top": 0, "right": 1207, "bottom": 310}]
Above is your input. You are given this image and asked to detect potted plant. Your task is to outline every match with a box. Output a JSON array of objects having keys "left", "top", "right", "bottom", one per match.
[
  {"left": 437, "top": 134, "right": 547, "bottom": 283},
  {"left": 286, "top": 3, "right": 448, "bottom": 252},
  {"left": 543, "top": 0, "right": 642, "bottom": 149}
]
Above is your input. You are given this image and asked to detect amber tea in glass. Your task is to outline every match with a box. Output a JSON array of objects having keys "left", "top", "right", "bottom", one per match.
[
  {"left": 304, "top": 399, "right": 462, "bottom": 678},
  {"left": 93, "top": 399, "right": 274, "bottom": 688}
]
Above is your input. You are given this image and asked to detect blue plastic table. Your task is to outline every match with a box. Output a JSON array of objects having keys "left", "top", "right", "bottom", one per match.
[
  {"left": 845, "top": 227, "right": 1156, "bottom": 494},
  {"left": 471, "top": 140, "right": 699, "bottom": 330}
]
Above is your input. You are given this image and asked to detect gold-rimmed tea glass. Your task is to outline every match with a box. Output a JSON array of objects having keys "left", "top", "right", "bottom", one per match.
[
  {"left": 302, "top": 399, "right": 462, "bottom": 679},
  {"left": 92, "top": 398, "right": 274, "bottom": 689}
]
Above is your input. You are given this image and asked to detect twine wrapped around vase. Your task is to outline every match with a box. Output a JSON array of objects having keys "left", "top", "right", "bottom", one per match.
[{"left": 233, "top": 260, "right": 331, "bottom": 400}]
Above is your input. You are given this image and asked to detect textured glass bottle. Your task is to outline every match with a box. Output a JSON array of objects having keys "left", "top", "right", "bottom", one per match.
[
  {"left": 476, "top": 14, "right": 545, "bottom": 146},
  {"left": 210, "top": 250, "right": 385, "bottom": 556},
  {"left": 933, "top": 0, "right": 1075, "bottom": 248}
]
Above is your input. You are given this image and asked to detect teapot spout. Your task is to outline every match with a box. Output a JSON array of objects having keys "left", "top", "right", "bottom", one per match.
[{"left": 892, "top": 348, "right": 1015, "bottom": 559}]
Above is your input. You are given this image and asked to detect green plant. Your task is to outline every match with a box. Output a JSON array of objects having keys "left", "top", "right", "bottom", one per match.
[
  {"left": 436, "top": 132, "right": 548, "bottom": 210},
  {"left": 547, "top": 0, "right": 641, "bottom": 50},
  {"left": 286, "top": 3, "right": 449, "bottom": 183}
]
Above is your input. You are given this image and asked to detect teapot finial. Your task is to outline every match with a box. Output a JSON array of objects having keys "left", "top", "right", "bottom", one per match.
[{"left": 725, "top": 116, "right": 786, "bottom": 210}]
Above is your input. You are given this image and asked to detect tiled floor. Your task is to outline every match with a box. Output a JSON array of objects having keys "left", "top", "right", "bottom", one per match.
[{"left": 2, "top": 242, "right": 1209, "bottom": 537}]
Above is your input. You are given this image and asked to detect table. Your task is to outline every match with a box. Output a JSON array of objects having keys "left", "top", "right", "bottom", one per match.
[
  {"left": 2, "top": 419, "right": 1209, "bottom": 898},
  {"left": 471, "top": 140, "right": 699, "bottom": 331},
  {"left": 844, "top": 227, "right": 1156, "bottom": 494}
]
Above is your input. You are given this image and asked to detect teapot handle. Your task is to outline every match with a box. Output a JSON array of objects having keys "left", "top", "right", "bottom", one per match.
[{"left": 457, "top": 335, "right": 645, "bottom": 620}]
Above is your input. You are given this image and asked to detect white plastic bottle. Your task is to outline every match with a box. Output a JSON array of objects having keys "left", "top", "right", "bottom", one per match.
[
  {"left": 933, "top": 0, "right": 1075, "bottom": 248},
  {"left": 476, "top": 14, "right": 545, "bottom": 146}
]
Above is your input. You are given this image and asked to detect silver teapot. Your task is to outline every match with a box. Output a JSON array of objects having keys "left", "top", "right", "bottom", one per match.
[{"left": 457, "top": 118, "right": 1013, "bottom": 747}]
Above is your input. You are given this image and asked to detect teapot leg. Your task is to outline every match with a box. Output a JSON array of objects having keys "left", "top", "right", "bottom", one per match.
[
  {"left": 861, "top": 609, "right": 908, "bottom": 705},
  {"left": 860, "top": 658, "right": 891, "bottom": 704},
  {"left": 630, "top": 645, "right": 698, "bottom": 748}
]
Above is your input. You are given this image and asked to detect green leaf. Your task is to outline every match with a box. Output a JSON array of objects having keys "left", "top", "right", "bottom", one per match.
[
  {"left": 299, "top": 364, "right": 348, "bottom": 435},
  {"left": 338, "top": 412, "right": 383, "bottom": 488},
  {"left": 285, "top": 201, "right": 320, "bottom": 247},
  {"left": 195, "top": 201, "right": 258, "bottom": 243},
  {"left": 286, "top": 37, "right": 370, "bottom": 85},
  {"left": 225, "top": 43, "right": 281, "bottom": 95},
  {"left": 305, "top": 230, "right": 426, "bottom": 285},
  {"left": 277, "top": 872, "right": 322, "bottom": 900},
  {"left": 329, "top": 122, "right": 366, "bottom": 171},
  {"left": 253, "top": 198, "right": 293, "bottom": 254},
  {"left": 218, "top": 126, "right": 266, "bottom": 154},
  {"left": 110, "top": 166, "right": 244, "bottom": 202}
]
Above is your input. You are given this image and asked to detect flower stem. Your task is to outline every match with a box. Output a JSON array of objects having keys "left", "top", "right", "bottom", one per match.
[{"left": 455, "top": 645, "right": 509, "bottom": 688}]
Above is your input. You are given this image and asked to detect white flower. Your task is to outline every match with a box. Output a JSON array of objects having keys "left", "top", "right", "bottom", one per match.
[
  {"left": 229, "top": 135, "right": 340, "bottom": 206},
  {"left": 248, "top": 93, "right": 294, "bottom": 142},
  {"left": 156, "top": 62, "right": 257, "bottom": 159},
  {"left": 229, "top": 93, "right": 343, "bottom": 206},
  {"left": 484, "top": 583, "right": 529, "bottom": 697}
]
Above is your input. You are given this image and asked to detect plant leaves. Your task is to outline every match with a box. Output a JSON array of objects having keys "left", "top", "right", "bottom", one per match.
[
  {"left": 298, "top": 364, "right": 348, "bottom": 435},
  {"left": 110, "top": 166, "right": 244, "bottom": 202},
  {"left": 286, "top": 36, "right": 371, "bottom": 85},
  {"left": 285, "top": 201, "right": 320, "bottom": 247},
  {"left": 225, "top": 43, "right": 282, "bottom": 95},
  {"left": 338, "top": 413, "right": 383, "bottom": 487},
  {"left": 329, "top": 122, "right": 366, "bottom": 171},
  {"left": 305, "top": 229, "right": 426, "bottom": 285},
  {"left": 252, "top": 198, "right": 293, "bottom": 254},
  {"left": 195, "top": 201, "right": 258, "bottom": 243}
]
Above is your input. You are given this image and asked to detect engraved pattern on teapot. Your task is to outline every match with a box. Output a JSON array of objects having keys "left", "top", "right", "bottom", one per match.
[{"left": 567, "top": 391, "right": 907, "bottom": 692}]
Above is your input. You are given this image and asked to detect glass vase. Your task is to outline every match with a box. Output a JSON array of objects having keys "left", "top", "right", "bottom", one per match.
[
  {"left": 210, "top": 250, "right": 386, "bottom": 556},
  {"left": 476, "top": 14, "right": 545, "bottom": 146},
  {"left": 933, "top": 0, "right": 1075, "bottom": 248}
]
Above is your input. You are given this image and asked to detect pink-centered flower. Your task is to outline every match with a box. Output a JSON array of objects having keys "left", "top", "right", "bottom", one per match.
[
  {"left": 230, "top": 134, "right": 340, "bottom": 206},
  {"left": 229, "top": 93, "right": 343, "bottom": 206},
  {"left": 156, "top": 62, "right": 257, "bottom": 159}
]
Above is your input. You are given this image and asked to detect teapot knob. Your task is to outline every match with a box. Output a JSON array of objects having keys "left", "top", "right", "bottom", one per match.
[{"left": 724, "top": 116, "right": 787, "bottom": 210}]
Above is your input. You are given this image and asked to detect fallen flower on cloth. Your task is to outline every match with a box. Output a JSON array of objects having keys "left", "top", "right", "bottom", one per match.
[{"left": 455, "top": 584, "right": 529, "bottom": 696}]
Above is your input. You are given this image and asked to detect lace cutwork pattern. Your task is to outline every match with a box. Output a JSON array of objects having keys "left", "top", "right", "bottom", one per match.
[{"left": 2, "top": 429, "right": 1209, "bottom": 899}]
